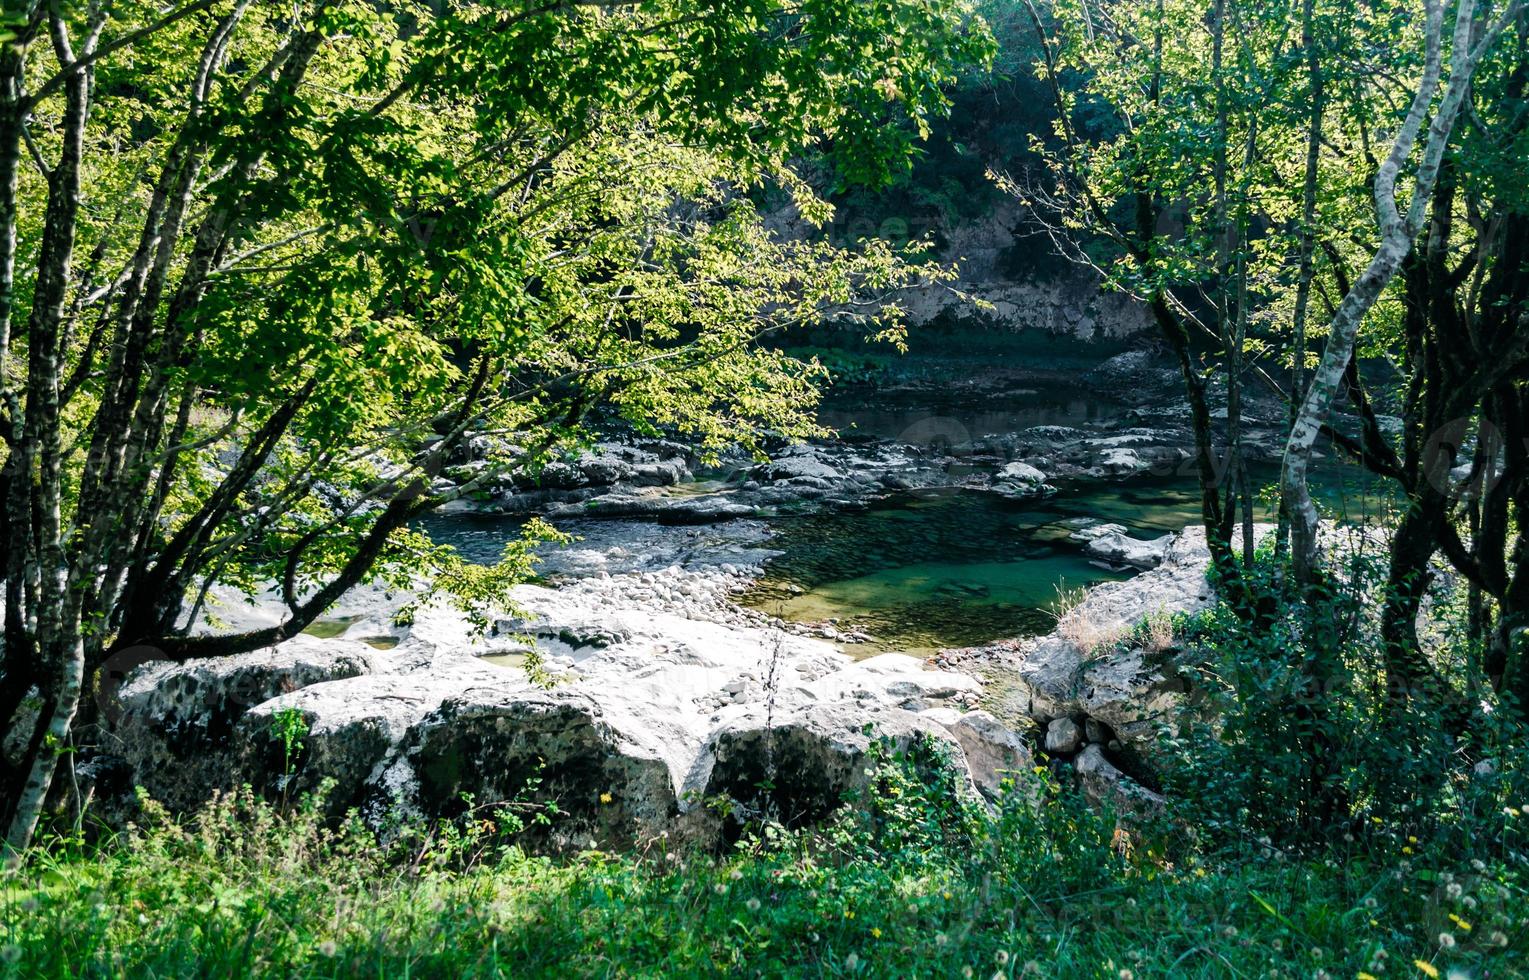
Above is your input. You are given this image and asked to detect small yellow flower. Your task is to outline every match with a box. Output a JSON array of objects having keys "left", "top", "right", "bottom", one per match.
[
  {"left": 1402, "top": 846, "right": 1414, "bottom": 855},
  {"left": 1359, "top": 973, "right": 1379, "bottom": 980},
  {"left": 1414, "top": 961, "right": 1439, "bottom": 978},
  {"left": 599, "top": 792, "right": 613, "bottom": 804},
  {"left": 843, "top": 909, "right": 855, "bottom": 920},
  {"left": 871, "top": 928, "right": 882, "bottom": 938},
  {"left": 1447, "top": 914, "right": 1471, "bottom": 932}
]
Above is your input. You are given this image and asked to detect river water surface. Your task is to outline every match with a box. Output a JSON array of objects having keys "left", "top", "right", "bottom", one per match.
[{"left": 423, "top": 336, "right": 1394, "bottom": 656}]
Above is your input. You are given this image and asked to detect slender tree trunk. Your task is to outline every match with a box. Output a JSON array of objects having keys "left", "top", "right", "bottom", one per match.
[
  {"left": 1210, "top": 0, "right": 1255, "bottom": 568},
  {"left": 1277, "top": 0, "right": 1324, "bottom": 566},
  {"left": 1498, "top": 400, "right": 1529, "bottom": 702},
  {"left": 0, "top": 38, "right": 24, "bottom": 387},
  {"left": 4, "top": 8, "right": 103, "bottom": 861},
  {"left": 1380, "top": 490, "right": 1449, "bottom": 698},
  {"left": 1283, "top": 0, "right": 1501, "bottom": 582}
]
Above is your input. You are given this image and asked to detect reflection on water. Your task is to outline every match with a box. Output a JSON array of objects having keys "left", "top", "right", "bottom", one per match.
[
  {"left": 818, "top": 381, "right": 1127, "bottom": 444},
  {"left": 419, "top": 458, "right": 1396, "bottom": 659},
  {"left": 419, "top": 314, "right": 1399, "bottom": 659}
]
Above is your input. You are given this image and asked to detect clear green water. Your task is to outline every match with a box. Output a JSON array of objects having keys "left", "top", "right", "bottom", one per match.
[
  {"left": 422, "top": 323, "right": 1400, "bottom": 657},
  {"left": 738, "top": 481, "right": 1206, "bottom": 654},
  {"left": 738, "top": 460, "right": 1397, "bottom": 654},
  {"left": 421, "top": 456, "right": 1395, "bottom": 658}
]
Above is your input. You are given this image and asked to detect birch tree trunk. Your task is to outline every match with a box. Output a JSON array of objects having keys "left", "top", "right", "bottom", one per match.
[
  {"left": 3, "top": 4, "right": 105, "bottom": 865},
  {"left": 1280, "top": 0, "right": 1517, "bottom": 582}
]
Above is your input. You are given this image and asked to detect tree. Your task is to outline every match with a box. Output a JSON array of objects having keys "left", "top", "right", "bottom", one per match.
[
  {"left": 1002, "top": 0, "right": 1352, "bottom": 604},
  {"left": 0, "top": 0, "right": 993, "bottom": 857},
  {"left": 1280, "top": 0, "right": 1523, "bottom": 591},
  {"left": 1008, "top": 0, "right": 1526, "bottom": 713},
  {"left": 1353, "top": 7, "right": 1529, "bottom": 702}
]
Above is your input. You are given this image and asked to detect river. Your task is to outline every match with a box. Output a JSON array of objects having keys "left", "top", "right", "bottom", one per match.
[{"left": 421, "top": 333, "right": 1394, "bottom": 657}]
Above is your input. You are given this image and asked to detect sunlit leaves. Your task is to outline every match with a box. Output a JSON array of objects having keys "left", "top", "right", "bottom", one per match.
[
  {"left": 15, "top": 0, "right": 981, "bottom": 622},
  {"left": 1019, "top": 0, "right": 1435, "bottom": 366}
]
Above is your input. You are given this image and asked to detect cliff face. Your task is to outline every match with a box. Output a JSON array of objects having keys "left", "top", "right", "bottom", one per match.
[
  {"left": 895, "top": 199, "right": 1153, "bottom": 340},
  {"left": 758, "top": 9, "right": 1159, "bottom": 344},
  {"left": 768, "top": 191, "right": 1154, "bottom": 343}
]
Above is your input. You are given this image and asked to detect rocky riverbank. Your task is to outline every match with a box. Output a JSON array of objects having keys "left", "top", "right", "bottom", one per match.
[
  {"left": 94, "top": 344, "right": 1302, "bottom": 843},
  {"left": 97, "top": 512, "right": 1267, "bottom": 847},
  {"left": 104, "top": 555, "right": 1015, "bottom": 849},
  {"left": 932, "top": 526, "right": 1243, "bottom": 807},
  {"left": 436, "top": 350, "right": 1289, "bottom": 526}
]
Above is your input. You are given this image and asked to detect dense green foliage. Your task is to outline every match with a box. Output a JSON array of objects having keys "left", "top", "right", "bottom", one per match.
[
  {"left": 0, "top": 0, "right": 994, "bottom": 852},
  {"left": 804, "top": 0, "right": 1060, "bottom": 275},
  {"left": 1008, "top": 0, "right": 1529, "bottom": 705},
  {"left": 3, "top": 736, "right": 1526, "bottom": 978},
  {"left": 2, "top": 0, "right": 1526, "bottom": 973},
  {"left": 1162, "top": 543, "right": 1529, "bottom": 853}
]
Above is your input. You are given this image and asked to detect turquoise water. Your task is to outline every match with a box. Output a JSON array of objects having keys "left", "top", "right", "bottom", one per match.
[
  {"left": 421, "top": 325, "right": 1398, "bottom": 656},
  {"left": 737, "top": 480, "right": 1202, "bottom": 654},
  {"left": 422, "top": 463, "right": 1392, "bottom": 656},
  {"left": 737, "top": 459, "right": 1396, "bottom": 654}
]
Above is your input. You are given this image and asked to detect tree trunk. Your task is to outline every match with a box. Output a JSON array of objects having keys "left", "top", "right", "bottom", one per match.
[
  {"left": 3, "top": 8, "right": 103, "bottom": 860},
  {"left": 1380, "top": 493, "right": 1448, "bottom": 699},
  {"left": 1277, "top": 0, "right": 1323, "bottom": 567},
  {"left": 1283, "top": 0, "right": 1500, "bottom": 582},
  {"left": 3, "top": 634, "right": 81, "bottom": 864}
]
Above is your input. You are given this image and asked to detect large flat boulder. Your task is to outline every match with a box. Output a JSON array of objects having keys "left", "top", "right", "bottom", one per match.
[
  {"left": 113, "top": 636, "right": 383, "bottom": 812},
  {"left": 113, "top": 573, "right": 1010, "bottom": 849}
]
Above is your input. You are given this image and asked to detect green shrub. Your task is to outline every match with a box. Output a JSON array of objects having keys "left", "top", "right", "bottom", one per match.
[
  {"left": 1164, "top": 545, "right": 1529, "bottom": 866},
  {"left": 3, "top": 735, "right": 1525, "bottom": 977}
]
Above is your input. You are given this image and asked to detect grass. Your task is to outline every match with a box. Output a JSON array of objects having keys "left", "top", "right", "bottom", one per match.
[{"left": 2, "top": 750, "right": 1525, "bottom": 979}]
